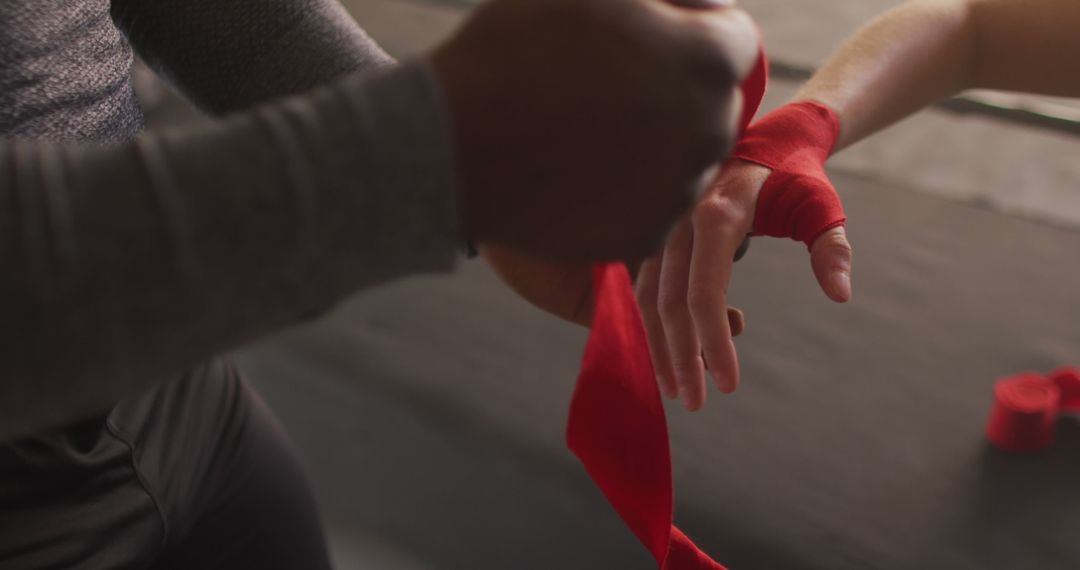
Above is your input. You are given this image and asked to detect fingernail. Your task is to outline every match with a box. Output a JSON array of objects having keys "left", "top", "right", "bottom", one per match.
[
  {"left": 830, "top": 271, "right": 851, "bottom": 302},
  {"left": 712, "top": 372, "right": 734, "bottom": 394}
]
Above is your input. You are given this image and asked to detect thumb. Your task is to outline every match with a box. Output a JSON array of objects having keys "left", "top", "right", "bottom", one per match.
[{"left": 810, "top": 226, "right": 852, "bottom": 303}]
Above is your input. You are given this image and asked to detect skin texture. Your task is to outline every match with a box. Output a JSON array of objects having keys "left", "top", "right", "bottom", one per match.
[
  {"left": 484, "top": 0, "right": 1080, "bottom": 410},
  {"left": 478, "top": 241, "right": 745, "bottom": 335},
  {"left": 430, "top": 0, "right": 759, "bottom": 262}
]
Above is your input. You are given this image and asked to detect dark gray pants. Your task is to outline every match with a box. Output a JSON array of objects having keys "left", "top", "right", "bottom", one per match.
[{"left": 0, "top": 360, "right": 331, "bottom": 570}]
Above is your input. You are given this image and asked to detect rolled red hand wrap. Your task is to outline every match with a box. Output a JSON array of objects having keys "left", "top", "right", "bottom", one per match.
[
  {"left": 731, "top": 101, "right": 846, "bottom": 248},
  {"left": 1050, "top": 366, "right": 1080, "bottom": 412},
  {"left": 986, "top": 367, "right": 1080, "bottom": 453}
]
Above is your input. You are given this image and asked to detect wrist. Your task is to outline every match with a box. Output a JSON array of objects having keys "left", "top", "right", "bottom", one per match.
[
  {"left": 729, "top": 100, "right": 846, "bottom": 246},
  {"left": 732, "top": 100, "right": 840, "bottom": 169}
]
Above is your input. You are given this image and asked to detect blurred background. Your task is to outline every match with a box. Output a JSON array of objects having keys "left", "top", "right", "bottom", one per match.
[{"left": 140, "top": 0, "right": 1080, "bottom": 568}]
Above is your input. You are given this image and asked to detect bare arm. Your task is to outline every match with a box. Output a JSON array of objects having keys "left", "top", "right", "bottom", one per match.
[{"left": 798, "top": 0, "right": 1080, "bottom": 150}]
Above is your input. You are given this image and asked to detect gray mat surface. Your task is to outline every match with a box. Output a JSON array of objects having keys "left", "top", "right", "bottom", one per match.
[{"left": 236, "top": 169, "right": 1080, "bottom": 569}]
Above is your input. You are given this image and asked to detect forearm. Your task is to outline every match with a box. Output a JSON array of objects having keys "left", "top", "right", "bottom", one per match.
[
  {"left": 0, "top": 62, "right": 459, "bottom": 440},
  {"left": 794, "top": 0, "right": 977, "bottom": 150},
  {"left": 796, "top": 0, "right": 1080, "bottom": 151}
]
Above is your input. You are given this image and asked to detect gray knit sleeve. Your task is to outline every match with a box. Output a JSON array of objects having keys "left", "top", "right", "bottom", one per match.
[
  {"left": 0, "top": 61, "right": 461, "bottom": 439},
  {"left": 110, "top": 0, "right": 397, "bottom": 113}
]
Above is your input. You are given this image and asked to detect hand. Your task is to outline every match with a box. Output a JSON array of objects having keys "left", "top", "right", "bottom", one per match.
[
  {"left": 430, "top": 0, "right": 759, "bottom": 263},
  {"left": 478, "top": 241, "right": 746, "bottom": 333},
  {"left": 636, "top": 159, "right": 853, "bottom": 411}
]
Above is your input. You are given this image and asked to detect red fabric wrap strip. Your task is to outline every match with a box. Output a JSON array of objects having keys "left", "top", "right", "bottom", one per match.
[
  {"left": 568, "top": 264, "right": 726, "bottom": 570},
  {"left": 731, "top": 101, "right": 845, "bottom": 248},
  {"left": 986, "top": 367, "right": 1080, "bottom": 453},
  {"left": 565, "top": 50, "right": 769, "bottom": 570},
  {"left": 737, "top": 47, "right": 768, "bottom": 136}
]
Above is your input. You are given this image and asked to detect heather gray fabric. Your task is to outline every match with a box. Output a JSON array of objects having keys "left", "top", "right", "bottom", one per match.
[
  {"left": 111, "top": 0, "right": 395, "bottom": 115},
  {"left": 1, "top": 0, "right": 459, "bottom": 567},
  {"left": 0, "top": 0, "right": 141, "bottom": 141},
  {"left": 0, "top": 0, "right": 460, "bottom": 439}
]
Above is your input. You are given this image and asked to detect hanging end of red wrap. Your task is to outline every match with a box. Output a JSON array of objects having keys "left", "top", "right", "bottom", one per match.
[
  {"left": 566, "top": 30, "right": 769, "bottom": 570},
  {"left": 570, "top": 263, "right": 732, "bottom": 569},
  {"left": 986, "top": 373, "right": 1060, "bottom": 453},
  {"left": 737, "top": 47, "right": 768, "bottom": 135},
  {"left": 663, "top": 527, "right": 729, "bottom": 570}
]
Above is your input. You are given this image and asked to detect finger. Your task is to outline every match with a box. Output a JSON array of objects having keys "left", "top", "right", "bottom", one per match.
[
  {"left": 704, "top": 307, "right": 744, "bottom": 370},
  {"left": 657, "top": 220, "right": 707, "bottom": 410},
  {"left": 727, "top": 307, "right": 745, "bottom": 337},
  {"left": 686, "top": 203, "right": 741, "bottom": 394},
  {"left": 636, "top": 253, "right": 679, "bottom": 400},
  {"left": 810, "top": 226, "right": 853, "bottom": 303}
]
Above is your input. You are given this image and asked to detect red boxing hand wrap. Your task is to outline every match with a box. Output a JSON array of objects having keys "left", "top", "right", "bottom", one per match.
[
  {"left": 986, "top": 367, "right": 1080, "bottom": 453},
  {"left": 732, "top": 101, "right": 846, "bottom": 248},
  {"left": 569, "top": 264, "right": 727, "bottom": 570},
  {"left": 737, "top": 46, "right": 768, "bottom": 135},
  {"left": 564, "top": 50, "right": 770, "bottom": 570}
]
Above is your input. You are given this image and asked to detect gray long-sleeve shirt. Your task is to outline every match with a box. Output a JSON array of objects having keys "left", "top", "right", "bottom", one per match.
[{"left": 0, "top": 0, "right": 461, "bottom": 439}]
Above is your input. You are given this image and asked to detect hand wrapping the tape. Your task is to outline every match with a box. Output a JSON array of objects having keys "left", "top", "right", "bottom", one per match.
[{"left": 637, "top": 100, "right": 854, "bottom": 410}]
